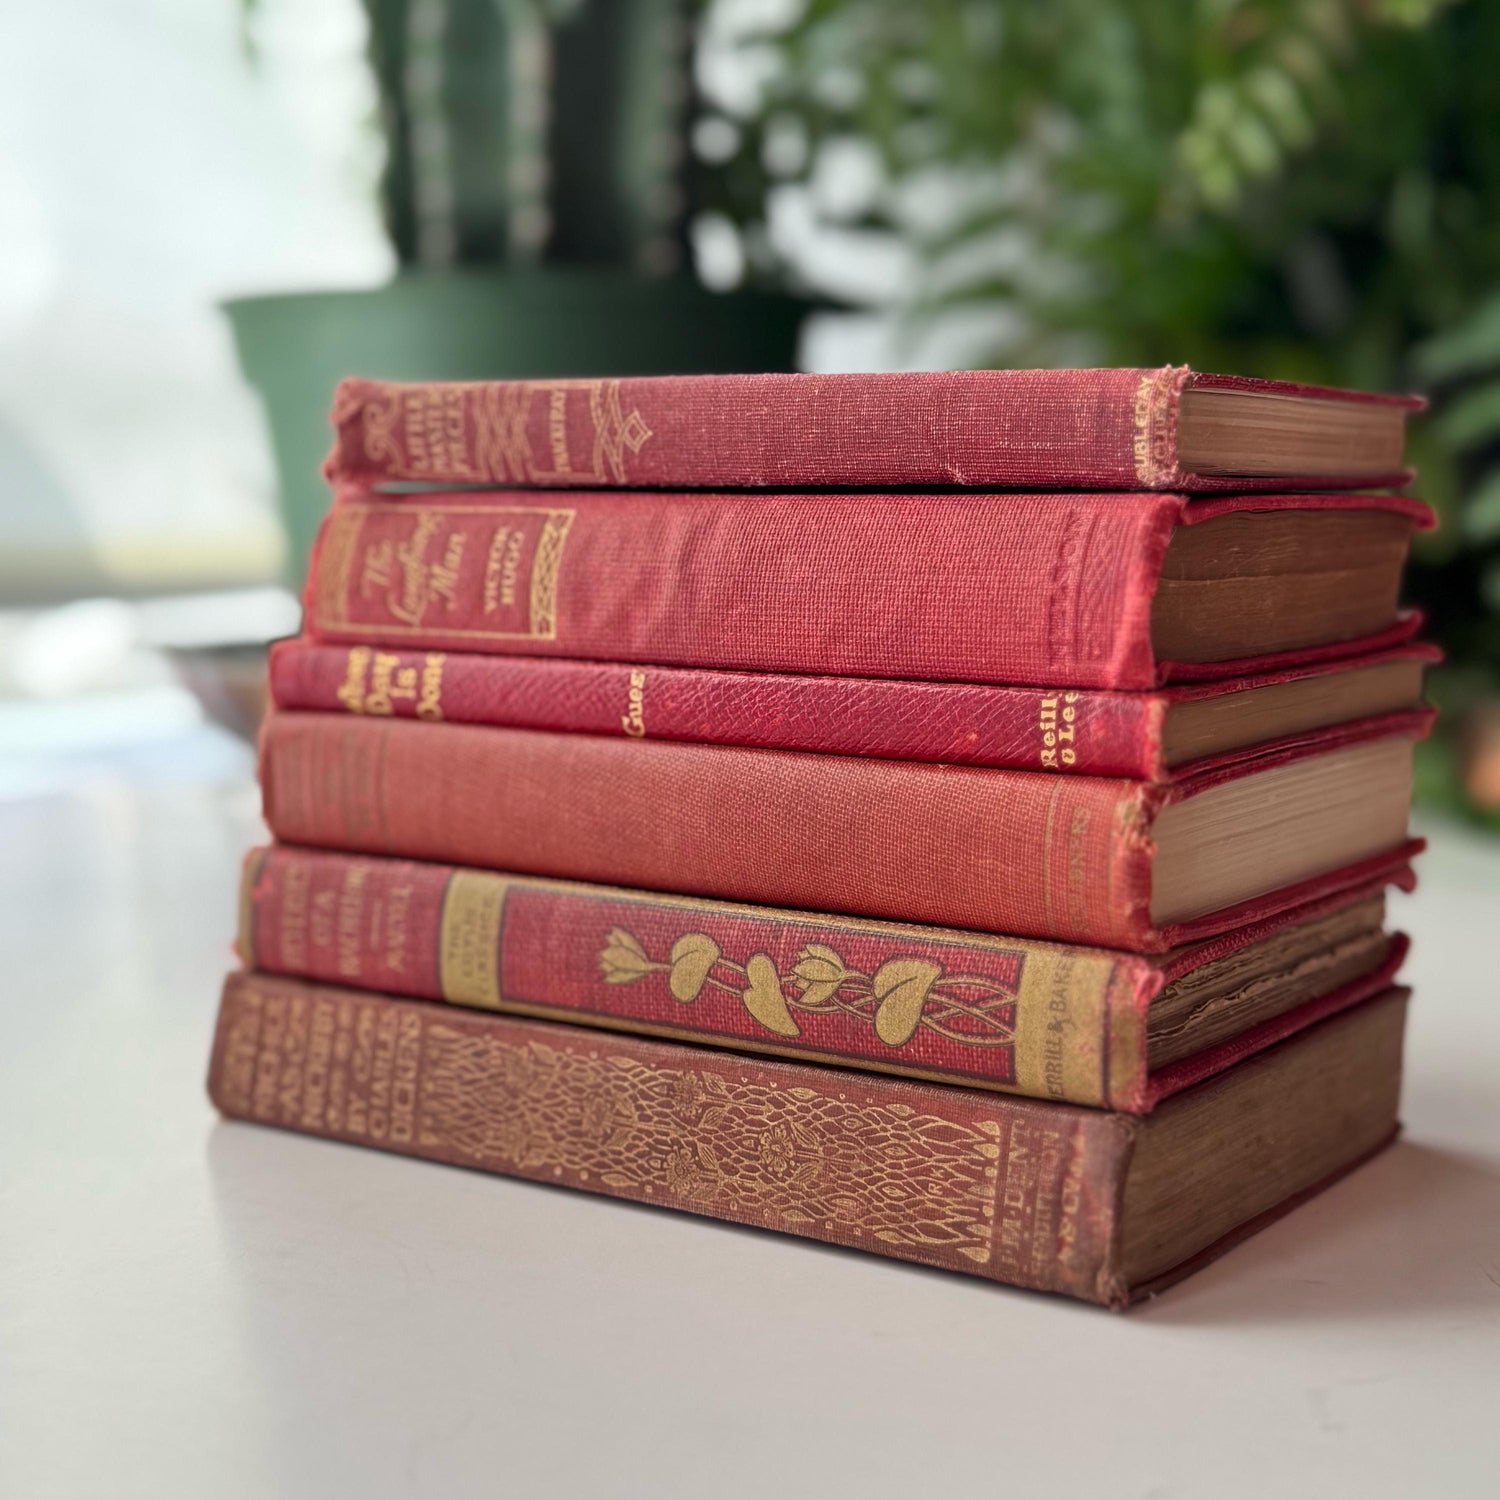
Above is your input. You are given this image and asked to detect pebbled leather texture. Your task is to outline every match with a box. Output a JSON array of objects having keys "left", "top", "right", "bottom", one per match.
[{"left": 272, "top": 638, "right": 1439, "bottom": 782}]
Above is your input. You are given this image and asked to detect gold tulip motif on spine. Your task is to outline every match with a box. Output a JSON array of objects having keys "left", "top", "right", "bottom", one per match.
[{"left": 597, "top": 929, "right": 1018, "bottom": 1048}]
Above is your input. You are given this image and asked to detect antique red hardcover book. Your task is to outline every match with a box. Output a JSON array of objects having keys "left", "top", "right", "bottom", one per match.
[
  {"left": 238, "top": 844, "right": 1410, "bottom": 1112},
  {"left": 258, "top": 712, "right": 1426, "bottom": 951},
  {"left": 208, "top": 974, "right": 1409, "bottom": 1308},
  {"left": 302, "top": 489, "right": 1430, "bottom": 689},
  {"left": 268, "top": 637, "right": 1436, "bottom": 781},
  {"left": 324, "top": 368, "right": 1420, "bottom": 492}
]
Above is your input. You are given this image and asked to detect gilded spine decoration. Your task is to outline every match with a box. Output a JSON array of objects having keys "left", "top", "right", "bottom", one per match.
[
  {"left": 306, "top": 501, "right": 576, "bottom": 643},
  {"left": 351, "top": 379, "right": 655, "bottom": 485},
  {"left": 1131, "top": 365, "right": 1187, "bottom": 487},
  {"left": 243, "top": 846, "right": 1134, "bottom": 1104},
  {"left": 597, "top": 927, "right": 1021, "bottom": 1049},
  {"left": 212, "top": 976, "right": 1093, "bottom": 1276}
]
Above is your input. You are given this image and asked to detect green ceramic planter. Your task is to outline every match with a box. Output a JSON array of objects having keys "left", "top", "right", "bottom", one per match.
[{"left": 225, "top": 269, "right": 807, "bottom": 581}]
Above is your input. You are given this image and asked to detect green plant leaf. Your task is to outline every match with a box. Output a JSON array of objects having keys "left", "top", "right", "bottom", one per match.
[
  {"left": 1435, "top": 380, "right": 1500, "bottom": 450},
  {"left": 1463, "top": 468, "right": 1500, "bottom": 543},
  {"left": 1416, "top": 296, "right": 1500, "bottom": 382}
]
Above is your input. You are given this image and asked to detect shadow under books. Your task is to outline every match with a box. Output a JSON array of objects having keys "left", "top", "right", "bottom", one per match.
[{"left": 1134, "top": 1137, "right": 1500, "bottom": 1327}]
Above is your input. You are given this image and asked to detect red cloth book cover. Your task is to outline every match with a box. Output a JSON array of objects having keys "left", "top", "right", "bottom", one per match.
[
  {"left": 237, "top": 844, "right": 1411, "bottom": 1112},
  {"left": 268, "top": 636, "right": 1437, "bottom": 781},
  {"left": 257, "top": 711, "right": 1427, "bottom": 953},
  {"left": 324, "top": 368, "right": 1420, "bottom": 492},
  {"left": 301, "top": 488, "right": 1432, "bottom": 690}
]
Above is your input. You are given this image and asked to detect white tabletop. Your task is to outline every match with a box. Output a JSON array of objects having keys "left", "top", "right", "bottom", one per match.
[{"left": 3, "top": 770, "right": 1498, "bottom": 1500}]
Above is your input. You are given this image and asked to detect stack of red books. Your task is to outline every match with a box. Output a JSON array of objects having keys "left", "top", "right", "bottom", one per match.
[{"left": 210, "top": 367, "right": 1434, "bottom": 1307}]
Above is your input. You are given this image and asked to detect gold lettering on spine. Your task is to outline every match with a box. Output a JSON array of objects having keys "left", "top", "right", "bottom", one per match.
[
  {"left": 277, "top": 996, "right": 310, "bottom": 1118},
  {"left": 438, "top": 870, "right": 511, "bottom": 1007},
  {"left": 483, "top": 526, "right": 525, "bottom": 613},
  {"left": 359, "top": 390, "right": 400, "bottom": 464},
  {"left": 621, "top": 669, "right": 647, "bottom": 737},
  {"left": 402, "top": 387, "right": 477, "bottom": 480},
  {"left": 337, "top": 864, "right": 369, "bottom": 979},
  {"left": 325, "top": 997, "right": 355, "bottom": 1132},
  {"left": 383, "top": 883, "right": 416, "bottom": 973},
  {"left": 547, "top": 387, "right": 572, "bottom": 476},
  {"left": 310, "top": 888, "right": 336, "bottom": 952},
  {"left": 428, "top": 530, "right": 466, "bottom": 608},
  {"left": 337, "top": 648, "right": 372, "bottom": 712},
  {"left": 417, "top": 654, "right": 445, "bottom": 719},
  {"left": 365, "top": 652, "right": 418, "bottom": 714},
  {"left": 391, "top": 1010, "right": 421, "bottom": 1144},
  {"left": 301, "top": 999, "right": 338, "bottom": 1129},
  {"left": 389, "top": 511, "right": 442, "bottom": 625},
  {"left": 1131, "top": 366, "right": 1184, "bottom": 486},
  {"left": 991, "top": 1118, "right": 1069, "bottom": 1285},
  {"left": 365, "top": 1006, "right": 401, "bottom": 1141},
  {"left": 323, "top": 502, "right": 575, "bottom": 643},
  {"left": 1006, "top": 949, "right": 1117, "bottom": 1108},
  {"left": 217, "top": 984, "right": 264, "bottom": 1113},
  {"left": 1038, "top": 690, "right": 1080, "bottom": 770},
  {"left": 277, "top": 859, "right": 312, "bottom": 970}
]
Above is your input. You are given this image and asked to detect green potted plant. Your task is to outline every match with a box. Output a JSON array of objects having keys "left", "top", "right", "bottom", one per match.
[{"left": 227, "top": 0, "right": 806, "bottom": 579}]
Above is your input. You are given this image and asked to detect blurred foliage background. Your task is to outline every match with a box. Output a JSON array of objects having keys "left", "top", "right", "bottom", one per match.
[{"left": 698, "top": 0, "right": 1500, "bottom": 822}]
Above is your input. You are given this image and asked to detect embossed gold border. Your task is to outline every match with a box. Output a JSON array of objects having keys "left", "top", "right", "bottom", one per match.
[
  {"left": 310, "top": 507, "right": 365, "bottom": 629},
  {"left": 318, "top": 501, "right": 577, "bottom": 642}
]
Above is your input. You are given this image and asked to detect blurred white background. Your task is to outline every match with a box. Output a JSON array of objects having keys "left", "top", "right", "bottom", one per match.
[{"left": 0, "top": 0, "right": 388, "bottom": 602}]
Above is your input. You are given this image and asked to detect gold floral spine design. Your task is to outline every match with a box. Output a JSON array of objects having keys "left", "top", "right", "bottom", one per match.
[
  {"left": 598, "top": 928, "right": 1018, "bottom": 1050},
  {"left": 212, "top": 978, "right": 1088, "bottom": 1277}
]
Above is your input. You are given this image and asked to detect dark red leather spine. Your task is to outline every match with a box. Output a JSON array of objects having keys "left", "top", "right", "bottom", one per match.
[
  {"left": 206, "top": 974, "right": 1410, "bottom": 1306},
  {"left": 208, "top": 971, "right": 1140, "bottom": 1303}
]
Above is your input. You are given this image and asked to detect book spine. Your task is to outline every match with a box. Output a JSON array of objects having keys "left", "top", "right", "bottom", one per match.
[
  {"left": 239, "top": 845, "right": 1156, "bottom": 1107},
  {"left": 325, "top": 368, "right": 1180, "bottom": 491},
  {"left": 259, "top": 713, "right": 1163, "bottom": 950},
  {"left": 269, "top": 640, "right": 1172, "bottom": 778},
  {"left": 302, "top": 488, "right": 1178, "bottom": 689},
  {"left": 208, "top": 972, "right": 1139, "bottom": 1305}
]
